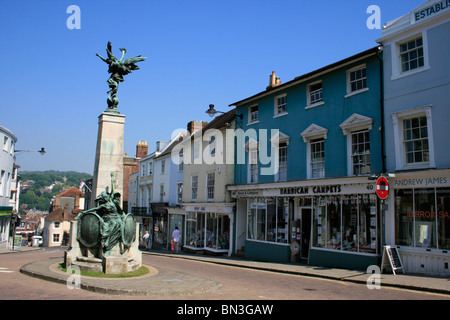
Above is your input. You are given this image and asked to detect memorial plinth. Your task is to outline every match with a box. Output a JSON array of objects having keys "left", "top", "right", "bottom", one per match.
[{"left": 91, "top": 111, "right": 125, "bottom": 208}]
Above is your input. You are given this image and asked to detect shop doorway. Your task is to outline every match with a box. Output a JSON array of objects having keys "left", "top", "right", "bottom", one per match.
[{"left": 301, "top": 208, "right": 312, "bottom": 259}]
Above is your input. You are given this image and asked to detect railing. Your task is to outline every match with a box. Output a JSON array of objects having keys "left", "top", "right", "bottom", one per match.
[{"left": 131, "top": 207, "right": 150, "bottom": 216}]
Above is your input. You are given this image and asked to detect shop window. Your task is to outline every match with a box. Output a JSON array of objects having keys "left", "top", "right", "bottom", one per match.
[
  {"left": 206, "top": 213, "right": 230, "bottom": 250},
  {"left": 395, "top": 187, "right": 450, "bottom": 249},
  {"left": 247, "top": 197, "right": 289, "bottom": 243},
  {"left": 186, "top": 212, "right": 205, "bottom": 248},
  {"left": 437, "top": 188, "right": 450, "bottom": 250},
  {"left": 248, "top": 198, "right": 266, "bottom": 241},
  {"left": 312, "top": 195, "right": 377, "bottom": 253}
]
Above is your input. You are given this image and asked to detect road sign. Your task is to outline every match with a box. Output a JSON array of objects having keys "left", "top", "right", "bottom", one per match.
[{"left": 376, "top": 176, "right": 389, "bottom": 199}]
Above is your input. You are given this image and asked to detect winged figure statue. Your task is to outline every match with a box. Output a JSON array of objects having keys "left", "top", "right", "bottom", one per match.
[{"left": 96, "top": 41, "right": 146, "bottom": 111}]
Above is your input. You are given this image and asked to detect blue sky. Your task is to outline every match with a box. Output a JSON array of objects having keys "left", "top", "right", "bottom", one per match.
[{"left": 1, "top": 0, "right": 425, "bottom": 174}]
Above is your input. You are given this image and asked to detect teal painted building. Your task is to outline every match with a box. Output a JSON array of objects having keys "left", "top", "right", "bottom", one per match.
[{"left": 228, "top": 47, "right": 384, "bottom": 269}]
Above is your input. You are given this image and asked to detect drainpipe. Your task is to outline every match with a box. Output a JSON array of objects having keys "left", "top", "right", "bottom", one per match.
[{"left": 376, "top": 46, "right": 386, "bottom": 174}]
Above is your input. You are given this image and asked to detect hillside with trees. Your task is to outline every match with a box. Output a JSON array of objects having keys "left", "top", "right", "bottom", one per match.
[{"left": 19, "top": 171, "right": 92, "bottom": 213}]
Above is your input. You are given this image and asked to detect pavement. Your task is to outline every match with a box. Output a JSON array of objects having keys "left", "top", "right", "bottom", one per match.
[{"left": 2, "top": 246, "right": 450, "bottom": 296}]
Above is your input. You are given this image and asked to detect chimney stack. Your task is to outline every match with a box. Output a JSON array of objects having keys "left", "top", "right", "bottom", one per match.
[
  {"left": 187, "top": 120, "right": 208, "bottom": 134},
  {"left": 136, "top": 140, "right": 148, "bottom": 158},
  {"left": 266, "top": 71, "right": 281, "bottom": 90}
]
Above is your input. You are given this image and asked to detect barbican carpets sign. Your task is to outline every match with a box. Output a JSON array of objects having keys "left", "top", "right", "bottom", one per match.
[
  {"left": 413, "top": 0, "right": 450, "bottom": 23},
  {"left": 280, "top": 185, "right": 342, "bottom": 195}
]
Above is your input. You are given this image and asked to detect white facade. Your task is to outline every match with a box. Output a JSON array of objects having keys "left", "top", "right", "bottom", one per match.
[{"left": 0, "top": 126, "right": 17, "bottom": 248}]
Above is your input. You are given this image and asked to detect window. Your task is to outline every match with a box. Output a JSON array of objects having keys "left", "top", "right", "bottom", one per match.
[
  {"left": 207, "top": 172, "right": 215, "bottom": 200},
  {"left": 177, "top": 183, "right": 183, "bottom": 205},
  {"left": 351, "top": 130, "right": 371, "bottom": 175},
  {"left": 178, "top": 149, "right": 184, "bottom": 172},
  {"left": 3, "top": 136, "right": 8, "bottom": 152},
  {"left": 192, "top": 141, "right": 200, "bottom": 163},
  {"left": 348, "top": 65, "right": 367, "bottom": 93},
  {"left": 311, "top": 139, "right": 325, "bottom": 179},
  {"left": 209, "top": 136, "right": 216, "bottom": 157},
  {"left": 274, "top": 94, "right": 287, "bottom": 117},
  {"left": 403, "top": 116, "right": 429, "bottom": 164},
  {"left": 400, "top": 36, "right": 424, "bottom": 73},
  {"left": 312, "top": 195, "right": 377, "bottom": 253},
  {"left": 302, "top": 124, "right": 328, "bottom": 180},
  {"left": 247, "top": 197, "right": 289, "bottom": 243},
  {"left": 54, "top": 222, "right": 61, "bottom": 229},
  {"left": 308, "top": 81, "right": 323, "bottom": 106},
  {"left": 53, "top": 234, "right": 60, "bottom": 243},
  {"left": 160, "top": 184, "right": 164, "bottom": 202},
  {"left": 249, "top": 105, "right": 259, "bottom": 123},
  {"left": 141, "top": 164, "right": 146, "bottom": 177},
  {"left": 191, "top": 176, "right": 198, "bottom": 200},
  {"left": 276, "top": 143, "right": 287, "bottom": 182},
  {"left": 161, "top": 160, "right": 165, "bottom": 174},
  {"left": 148, "top": 161, "right": 153, "bottom": 175},
  {"left": 392, "top": 106, "right": 434, "bottom": 170},
  {"left": 249, "top": 150, "right": 258, "bottom": 184},
  {"left": 395, "top": 188, "right": 450, "bottom": 250}
]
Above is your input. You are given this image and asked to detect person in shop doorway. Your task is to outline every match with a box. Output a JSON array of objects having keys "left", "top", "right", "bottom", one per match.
[
  {"left": 172, "top": 226, "right": 181, "bottom": 254},
  {"left": 143, "top": 231, "right": 150, "bottom": 251}
]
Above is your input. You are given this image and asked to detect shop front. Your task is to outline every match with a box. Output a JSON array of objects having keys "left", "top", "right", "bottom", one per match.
[
  {"left": 0, "top": 207, "right": 12, "bottom": 249},
  {"left": 183, "top": 203, "right": 234, "bottom": 256},
  {"left": 167, "top": 206, "right": 185, "bottom": 251},
  {"left": 387, "top": 169, "right": 450, "bottom": 276},
  {"left": 230, "top": 177, "right": 381, "bottom": 269},
  {"left": 151, "top": 203, "right": 168, "bottom": 249}
]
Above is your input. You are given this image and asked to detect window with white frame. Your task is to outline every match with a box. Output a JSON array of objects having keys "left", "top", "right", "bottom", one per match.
[
  {"left": 141, "top": 164, "right": 146, "bottom": 177},
  {"left": 310, "top": 139, "right": 325, "bottom": 179},
  {"left": 403, "top": 116, "right": 429, "bottom": 164},
  {"left": 392, "top": 106, "right": 434, "bottom": 170},
  {"left": 302, "top": 124, "right": 328, "bottom": 180},
  {"left": 340, "top": 113, "right": 374, "bottom": 176},
  {"left": 54, "top": 222, "right": 61, "bottom": 229},
  {"left": 53, "top": 233, "right": 60, "bottom": 243},
  {"left": 177, "top": 183, "right": 183, "bottom": 205},
  {"left": 351, "top": 130, "right": 371, "bottom": 175},
  {"left": 178, "top": 149, "right": 184, "bottom": 172},
  {"left": 308, "top": 81, "right": 323, "bottom": 106},
  {"left": 400, "top": 36, "right": 424, "bottom": 73},
  {"left": 274, "top": 94, "right": 287, "bottom": 116},
  {"left": 191, "top": 175, "right": 198, "bottom": 200},
  {"left": 249, "top": 105, "right": 259, "bottom": 123},
  {"left": 192, "top": 141, "right": 200, "bottom": 163},
  {"left": 209, "top": 136, "right": 216, "bottom": 157},
  {"left": 249, "top": 149, "right": 258, "bottom": 184},
  {"left": 148, "top": 161, "right": 153, "bottom": 175},
  {"left": 348, "top": 65, "right": 367, "bottom": 94},
  {"left": 207, "top": 172, "right": 215, "bottom": 200},
  {"left": 161, "top": 160, "right": 165, "bottom": 175},
  {"left": 277, "top": 143, "right": 288, "bottom": 182}
]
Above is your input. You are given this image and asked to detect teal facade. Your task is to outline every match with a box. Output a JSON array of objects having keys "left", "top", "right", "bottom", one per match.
[
  {"left": 230, "top": 47, "right": 384, "bottom": 269},
  {"left": 233, "top": 48, "right": 383, "bottom": 184}
]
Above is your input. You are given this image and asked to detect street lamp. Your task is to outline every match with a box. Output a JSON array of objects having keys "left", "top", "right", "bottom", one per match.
[
  {"left": 205, "top": 104, "right": 243, "bottom": 119},
  {"left": 15, "top": 147, "right": 46, "bottom": 155}
]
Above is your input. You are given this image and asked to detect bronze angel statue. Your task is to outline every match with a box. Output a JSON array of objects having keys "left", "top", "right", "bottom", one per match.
[{"left": 96, "top": 41, "right": 146, "bottom": 111}]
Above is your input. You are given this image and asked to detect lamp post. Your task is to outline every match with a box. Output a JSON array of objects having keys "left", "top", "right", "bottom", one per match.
[
  {"left": 15, "top": 147, "right": 46, "bottom": 155},
  {"left": 205, "top": 104, "right": 243, "bottom": 119}
]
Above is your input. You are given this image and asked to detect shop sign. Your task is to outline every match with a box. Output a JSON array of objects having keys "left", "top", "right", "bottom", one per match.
[
  {"left": 412, "top": 0, "right": 450, "bottom": 23},
  {"left": 231, "top": 190, "right": 262, "bottom": 198},
  {"left": 280, "top": 185, "right": 342, "bottom": 196},
  {"left": 393, "top": 176, "right": 449, "bottom": 188}
]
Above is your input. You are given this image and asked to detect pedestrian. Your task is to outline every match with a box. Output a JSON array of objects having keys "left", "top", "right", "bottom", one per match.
[
  {"left": 172, "top": 226, "right": 181, "bottom": 254},
  {"left": 143, "top": 231, "right": 150, "bottom": 251}
]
